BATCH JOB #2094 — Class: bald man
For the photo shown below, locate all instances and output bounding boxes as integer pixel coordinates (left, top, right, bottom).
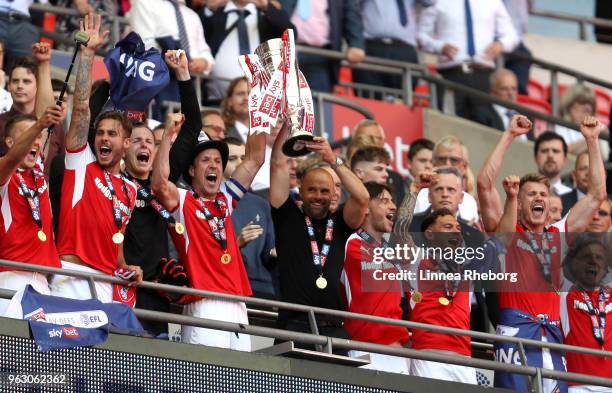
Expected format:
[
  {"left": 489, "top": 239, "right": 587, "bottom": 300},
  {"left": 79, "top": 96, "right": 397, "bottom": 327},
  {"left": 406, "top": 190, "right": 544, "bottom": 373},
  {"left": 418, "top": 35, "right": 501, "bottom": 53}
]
[
  {"left": 472, "top": 69, "right": 523, "bottom": 135},
  {"left": 270, "top": 124, "right": 368, "bottom": 355}
]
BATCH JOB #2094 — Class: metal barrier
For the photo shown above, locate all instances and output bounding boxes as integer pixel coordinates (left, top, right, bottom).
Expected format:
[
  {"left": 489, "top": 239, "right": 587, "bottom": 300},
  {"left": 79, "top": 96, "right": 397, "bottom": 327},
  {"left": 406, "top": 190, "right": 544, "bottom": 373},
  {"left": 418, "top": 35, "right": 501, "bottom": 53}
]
[
  {"left": 1, "top": 258, "right": 611, "bottom": 389},
  {"left": 530, "top": 8, "right": 612, "bottom": 41}
]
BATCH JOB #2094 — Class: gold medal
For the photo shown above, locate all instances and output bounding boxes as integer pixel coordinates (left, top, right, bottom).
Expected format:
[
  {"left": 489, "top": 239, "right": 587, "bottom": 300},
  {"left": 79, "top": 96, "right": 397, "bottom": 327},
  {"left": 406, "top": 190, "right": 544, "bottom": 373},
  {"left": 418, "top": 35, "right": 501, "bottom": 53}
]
[
  {"left": 438, "top": 297, "right": 450, "bottom": 306},
  {"left": 411, "top": 291, "right": 423, "bottom": 303},
  {"left": 37, "top": 230, "right": 47, "bottom": 242},
  {"left": 174, "top": 223, "right": 185, "bottom": 235},
  {"left": 316, "top": 276, "right": 328, "bottom": 289},
  {"left": 221, "top": 252, "right": 232, "bottom": 264},
  {"left": 112, "top": 232, "right": 124, "bottom": 245}
]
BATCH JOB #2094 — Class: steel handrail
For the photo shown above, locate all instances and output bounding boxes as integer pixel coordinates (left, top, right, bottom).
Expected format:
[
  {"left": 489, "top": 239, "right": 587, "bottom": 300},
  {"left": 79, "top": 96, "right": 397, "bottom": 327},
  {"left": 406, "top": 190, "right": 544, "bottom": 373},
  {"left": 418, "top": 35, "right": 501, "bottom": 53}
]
[
  {"left": 0, "top": 258, "right": 610, "bottom": 360},
  {"left": 530, "top": 8, "right": 612, "bottom": 41}
]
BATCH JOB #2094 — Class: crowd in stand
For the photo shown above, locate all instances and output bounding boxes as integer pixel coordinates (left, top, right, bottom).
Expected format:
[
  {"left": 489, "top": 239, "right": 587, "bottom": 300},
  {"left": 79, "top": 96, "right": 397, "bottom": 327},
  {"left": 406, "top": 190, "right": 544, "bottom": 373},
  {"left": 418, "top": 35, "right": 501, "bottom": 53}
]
[{"left": 0, "top": 1, "right": 610, "bottom": 392}]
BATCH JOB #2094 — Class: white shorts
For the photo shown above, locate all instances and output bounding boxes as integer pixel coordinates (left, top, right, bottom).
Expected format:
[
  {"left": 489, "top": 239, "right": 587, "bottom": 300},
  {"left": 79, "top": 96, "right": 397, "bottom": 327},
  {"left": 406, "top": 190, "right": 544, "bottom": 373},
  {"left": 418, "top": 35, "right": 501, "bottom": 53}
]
[
  {"left": 0, "top": 271, "right": 50, "bottom": 316},
  {"left": 569, "top": 386, "right": 611, "bottom": 393},
  {"left": 49, "top": 261, "right": 112, "bottom": 303},
  {"left": 410, "top": 351, "right": 477, "bottom": 385},
  {"left": 182, "top": 298, "right": 250, "bottom": 352},
  {"left": 349, "top": 350, "right": 410, "bottom": 374}
]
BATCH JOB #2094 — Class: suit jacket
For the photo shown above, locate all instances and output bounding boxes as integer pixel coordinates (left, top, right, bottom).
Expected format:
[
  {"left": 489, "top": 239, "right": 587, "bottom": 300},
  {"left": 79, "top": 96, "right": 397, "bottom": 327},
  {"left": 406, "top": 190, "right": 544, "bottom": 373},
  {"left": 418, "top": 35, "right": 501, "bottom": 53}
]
[
  {"left": 279, "top": 0, "right": 364, "bottom": 52},
  {"left": 472, "top": 104, "right": 505, "bottom": 131},
  {"left": 387, "top": 169, "right": 406, "bottom": 207},
  {"left": 198, "top": 4, "right": 294, "bottom": 58},
  {"left": 560, "top": 188, "right": 579, "bottom": 217}
]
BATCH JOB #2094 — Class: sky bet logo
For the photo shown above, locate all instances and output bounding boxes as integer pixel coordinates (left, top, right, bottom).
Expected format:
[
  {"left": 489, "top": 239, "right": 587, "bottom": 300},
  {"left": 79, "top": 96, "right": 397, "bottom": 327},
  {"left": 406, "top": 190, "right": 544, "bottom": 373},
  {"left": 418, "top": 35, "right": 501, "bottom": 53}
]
[{"left": 48, "top": 326, "right": 81, "bottom": 339}]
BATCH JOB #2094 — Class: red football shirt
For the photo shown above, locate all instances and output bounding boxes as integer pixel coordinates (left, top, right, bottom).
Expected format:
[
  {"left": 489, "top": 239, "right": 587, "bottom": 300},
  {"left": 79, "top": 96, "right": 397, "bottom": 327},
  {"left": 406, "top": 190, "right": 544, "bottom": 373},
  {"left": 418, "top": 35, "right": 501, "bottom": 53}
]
[
  {"left": 57, "top": 146, "right": 136, "bottom": 274},
  {"left": 340, "top": 232, "right": 409, "bottom": 346},
  {"left": 497, "top": 218, "right": 568, "bottom": 320},
  {"left": 0, "top": 164, "right": 60, "bottom": 270},
  {"left": 409, "top": 257, "right": 472, "bottom": 356},
  {"left": 170, "top": 181, "right": 252, "bottom": 302},
  {"left": 560, "top": 287, "right": 612, "bottom": 383}
]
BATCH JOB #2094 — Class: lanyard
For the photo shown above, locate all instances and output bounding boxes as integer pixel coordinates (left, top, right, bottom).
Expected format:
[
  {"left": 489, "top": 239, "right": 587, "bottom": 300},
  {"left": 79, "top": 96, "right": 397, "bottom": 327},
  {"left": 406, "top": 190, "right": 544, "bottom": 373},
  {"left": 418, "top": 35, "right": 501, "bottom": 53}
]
[
  {"left": 580, "top": 288, "right": 608, "bottom": 347},
  {"left": 102, "top": 171, "right": 132, "bottom": 231},
  {"left": 304, "top": 215, "right": 334, "bottom": 274},
  {"left": 356, "top": 228, "right": 388, "bottom": 249},
  {"left": 436, "top": 258, "right": 462, "bottom": 300},
  {"left": 194, "top": 193, "right": 228, "bottom": 250},
  {"left": 124, "top": 173, "right": 176, "bottom": 226},
  {"left": 15, "top": 170, "right": 42, "bottom": 230},
  {"left": 525, "top": 231, "right": 554, "bottom": 282}
]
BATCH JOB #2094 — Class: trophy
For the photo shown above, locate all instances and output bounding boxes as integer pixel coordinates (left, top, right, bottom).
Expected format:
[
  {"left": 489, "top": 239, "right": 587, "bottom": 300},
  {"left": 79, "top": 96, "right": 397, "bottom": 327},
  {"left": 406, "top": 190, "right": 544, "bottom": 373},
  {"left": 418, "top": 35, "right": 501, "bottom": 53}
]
[{"left": 238, "top": 29, "right": 315, "bottom": 157}]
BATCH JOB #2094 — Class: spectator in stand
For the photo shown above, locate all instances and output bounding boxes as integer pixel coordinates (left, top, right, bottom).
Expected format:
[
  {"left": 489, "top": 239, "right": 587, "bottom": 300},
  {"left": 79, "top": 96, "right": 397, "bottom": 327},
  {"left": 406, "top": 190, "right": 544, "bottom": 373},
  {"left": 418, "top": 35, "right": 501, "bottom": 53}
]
[
  {"left": 279, "top": 0, "right": 365, "bottom": 93},
  {"left": 561, "top": 237, "right": 611, "bottom": 392},
  {"left": 414, "top": 135, "right": 480, "bottom": 225},
  {"left": 0, "top": 45, "right": 65, "bottom": 178},
  {"left": 152, "top": 113, "right": 267, "bottom": 350},
  {"left": 353, "top": 0, "right": 435, "bottom": 100},
  {"left": 51, "top": 14, "right": 143, "bottom": 302},
  {"left": 341, "top": 182, "right": 409, "bottom": 374},
  {"left": 351, "top": 120, "right": 407, "bottom": 206},
  {"left": 222, "top": 77, "right": 249, "bottom": 142},
  {"left": 195, "top": 0, "right": 294, "bottom": 101},
  {"left": 128, "top": 0, "right": 214, "bottom": 76},
  {"left": 484, "top": 116, "right": 606, "bottom": 393},
  {"left": 472, "top": 69, "right": 525, "bottom": 136},
  {"left": 270, "top": 122, "right": 368, "bottom": 354},
  {"left": 350, "top": 146, "right": 389, "bottom": 185},
  {"left": 534, "top": 132, "right": 573, "bottom": 196},
  {"left": 548, "top": 191, "right": 563, "bottom": 225},
  {"left": 0, "top": 41, "right": 12, "bottom": 114},
  {"left": 405, "top": 138, "right": 434, "bottom": 190},
  {"left": 586, "top": 200, "right": 611, "bottom": 233},
  {"left": 502, "top": 0, "right": 533, "bottom": 95},
  {"left": 201, "top": 109, "right": 226, "bottom": 140},
  {"left": 561, "top": 151, "right": 589, "bottom": 216},
  {"left": 556, "top": 84, "right": 610, "bottom": 158},
  {"left": 0, "top": 106, "right": 63, "bottom": 316},
  {"left": 417, "top": 0, "right": 518, "bottom": 121},
  {"left": 0, "top": 0, "right": 40, "bottom": 71},
  {"left": 223, "top": 136, "right": 278, "bottom": 299}
]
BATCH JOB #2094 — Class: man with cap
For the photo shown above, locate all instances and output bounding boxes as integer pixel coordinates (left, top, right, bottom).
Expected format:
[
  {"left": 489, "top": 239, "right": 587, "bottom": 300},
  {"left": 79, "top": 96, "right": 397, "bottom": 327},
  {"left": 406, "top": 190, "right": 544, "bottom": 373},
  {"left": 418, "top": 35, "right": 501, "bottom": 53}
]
[{"left": 151, "top": 109, "right": 266, "bottom": 350}]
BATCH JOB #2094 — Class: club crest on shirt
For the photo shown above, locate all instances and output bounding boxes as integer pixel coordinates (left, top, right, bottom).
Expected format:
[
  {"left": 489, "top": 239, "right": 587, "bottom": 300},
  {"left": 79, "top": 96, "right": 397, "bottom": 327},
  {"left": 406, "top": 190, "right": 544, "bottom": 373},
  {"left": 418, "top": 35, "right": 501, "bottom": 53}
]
[{"left": 94, "top": 177, "right": 131, "bottom": 215}]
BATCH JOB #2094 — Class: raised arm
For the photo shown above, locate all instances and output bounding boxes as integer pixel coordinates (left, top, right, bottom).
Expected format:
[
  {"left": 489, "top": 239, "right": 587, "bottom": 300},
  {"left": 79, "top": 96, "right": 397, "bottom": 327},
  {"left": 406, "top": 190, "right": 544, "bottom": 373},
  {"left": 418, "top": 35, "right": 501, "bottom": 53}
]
[
  {"left": 305, "top": 136, "right": 369, "bottom": 229},
  {"left": 393, "top": 172, "right": 438, "bottom": 248},
  {"left": 0, "top": 106, "right": 62, "bottom": 185},
  {"left": 269, "top": 122, "right": 291, "bottom": 208},
  {"left": 566, "top": 117, "right": 608, "bottom": 232},
  {"left": 165, "top": 50, "right": 202, "bottom": 183},
  {"left": 231, "top": 129, "right": 267, "bottom": 189},
  {"left": 65, "top": 13, "right": 109, "bottom": 150},
  {"left": 151, "top": 113, "right": 184, "bottom": 212},
  {"left": 477, "top": 115, "right": 531, "bottom": 232},
  {"left": 33, "top": 43, "right": 54, "bottom": 119},
  {"left": 495, "top": 176, "right": 520, "bottom": 233}
]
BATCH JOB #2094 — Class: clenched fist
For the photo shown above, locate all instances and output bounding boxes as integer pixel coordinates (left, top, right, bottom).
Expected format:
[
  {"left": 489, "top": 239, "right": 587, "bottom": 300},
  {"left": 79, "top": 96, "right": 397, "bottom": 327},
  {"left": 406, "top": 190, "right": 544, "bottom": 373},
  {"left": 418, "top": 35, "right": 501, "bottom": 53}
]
[
  {"left": 507, "top": 115, "right": 532, "bottom": 138},
  {"left": 580, "top": 116, "right": 605, "bottom": 139},
  {"left": 502, "top": 175, "right": 520, "bottom": 198},
  {"left": 32, "top": 42, "right": 52, "bottom": 63},
  {"left": 411, "top": 171, "right": 439, "bottom": 193}
]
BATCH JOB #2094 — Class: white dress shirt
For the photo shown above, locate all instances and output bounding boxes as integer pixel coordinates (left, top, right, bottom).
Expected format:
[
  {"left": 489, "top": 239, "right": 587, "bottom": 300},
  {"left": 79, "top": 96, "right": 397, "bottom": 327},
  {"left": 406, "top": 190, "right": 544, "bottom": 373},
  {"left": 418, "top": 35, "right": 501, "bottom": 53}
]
[
  {"left": 417, "top": 0, "right": 518, "bottom": 69},
  {"left": 414, "top": 189, "right": 480, "bottom": 223},
  {"left": 251, "top": 145, "right": 272, "bottom": 191},
  {"left": 0, "top": 0, "right": 44, "bottom": 17},
  {"left": 207, "top": 2, "right": 260, "bottom": 100},
  {"left": 551, "top": 179, "right": 572, "bottom": 196},
  {"left": 128, "top": 0, "right": 214, "bottom": 72}
]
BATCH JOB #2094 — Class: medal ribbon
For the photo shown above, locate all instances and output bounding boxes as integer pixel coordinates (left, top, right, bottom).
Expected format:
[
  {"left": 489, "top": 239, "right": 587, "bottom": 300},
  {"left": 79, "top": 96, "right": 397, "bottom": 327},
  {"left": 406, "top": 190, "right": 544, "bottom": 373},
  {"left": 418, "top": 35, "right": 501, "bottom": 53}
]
[
  {"left": 304, "top": 216, "right": 334, "bottom": 275},
  {"left": 15, "top": 170, "right": 42, "bottom": 230},
  {"left": 356, "top": 228, "right": 388, "bottom": 249},
  {"left": 581, "top": 288, "right": 607, "bottom": 347},
  {"left": 436, "top": 257, "right": 462, "bottom": 300},
  {"left": 103, "top": 171, "right": 132, "bottom": 232},
  {"left": 194, "top": 193, "right": 228, "bottom": 250},
  {"left": 525, "top": 232, "right": 554, "bottom": 282},
  {"left": 135, "top": 182, "right": 177, "bottom": 226}
]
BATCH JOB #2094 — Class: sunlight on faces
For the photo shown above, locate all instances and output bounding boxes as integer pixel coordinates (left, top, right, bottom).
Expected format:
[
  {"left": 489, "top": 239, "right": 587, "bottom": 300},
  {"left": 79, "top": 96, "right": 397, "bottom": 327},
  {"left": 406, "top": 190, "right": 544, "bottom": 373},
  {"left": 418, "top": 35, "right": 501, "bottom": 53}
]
[
  {"left": 572, "top": 152, "right": 589, "bottom": 194},
  {"left": 548, "top": 195, "right": 563, "bottom": 225},
  {"left": 354, "top": 124, "right": 385, "bottom": 148},
  {"left": 587, "top": 200, "right": 612, "bottom": 233},
  {"left": 570, "top": 242, "right": 608, "bottom": 289},
  {"left": 569, "top": 99, "right": 594, "bottom": 124},
  {"left": 491, "top": 72, "right": 518, "bottom": 102},
  {"left": 367, "top": 189, "right": 396, "bottom": 234},
  {"left": 125, "top": 126, "right": 155, "bottom": 178},
  {"left": 229, "top": 79, "right": 249, "bottom": 118},
  {"left": 535, "top": 140, "right": 566, "bottom": 179},
  {"left": 223, "top": 143, "right": 245, "bottom": 180},
  {"left": 353, "top": 159, "right": 388, "bottom": 184},
  {"left": 202, "top": 113, "right": 226, "bottom": 141},
  {"left": 9, "top": 68, "right": 36, "bottom": 105},
  {"left": 299, "top": 168, "right": 333, "bottom": 220},
  {"left": 433, "top": 144, "right": 466, "bottom": 174},
  {"left": 190, "top": 148, "right": 223, "bottom": 198},
  {"left": 428, "top": 173, "right": 463, "bottom": 215},
  {"left": 5, "top": 119, "right": 40, "bottom": 169},
  {"left": 408, "top": 148, "right": 433, "bottom": 178},
  {"left": 518, "top": 181, "right": 550, "bottom": 229},
  {"left": 424, "top": 214, "right": 463, "bottom": 249},
  {"left": 322, "top": 166, "right": 341, "bottom": 213}
]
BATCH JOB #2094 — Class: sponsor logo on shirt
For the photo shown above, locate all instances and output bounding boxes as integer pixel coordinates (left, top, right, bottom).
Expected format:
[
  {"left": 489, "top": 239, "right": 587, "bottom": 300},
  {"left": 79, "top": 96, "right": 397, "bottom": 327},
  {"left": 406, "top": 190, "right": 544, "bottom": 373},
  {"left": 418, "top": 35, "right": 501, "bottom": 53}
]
[{"left": 94, "top": 177, "right": 132, "bottom": 216}]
